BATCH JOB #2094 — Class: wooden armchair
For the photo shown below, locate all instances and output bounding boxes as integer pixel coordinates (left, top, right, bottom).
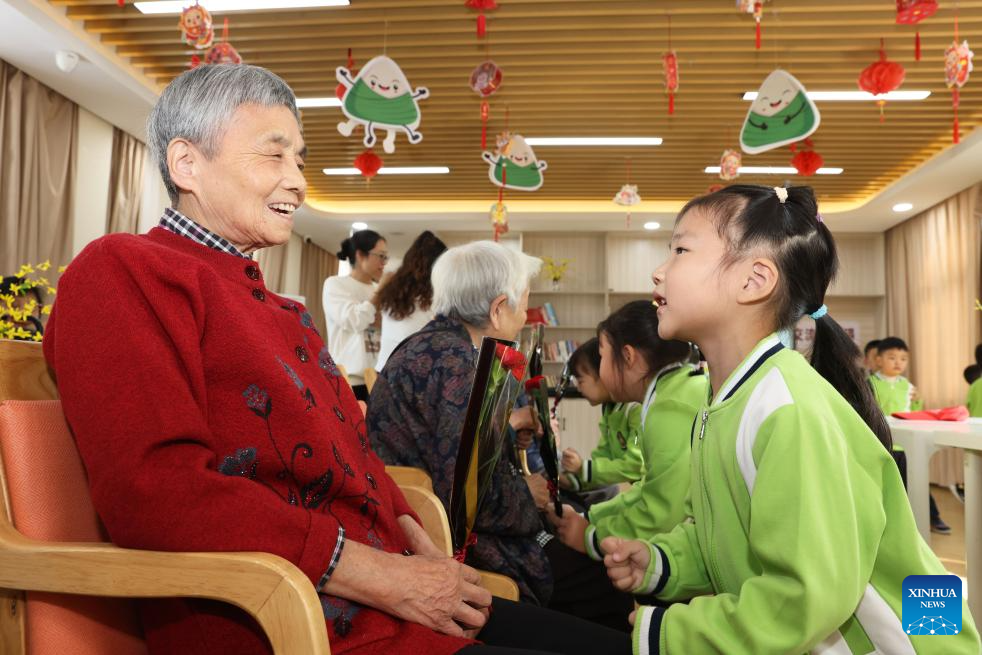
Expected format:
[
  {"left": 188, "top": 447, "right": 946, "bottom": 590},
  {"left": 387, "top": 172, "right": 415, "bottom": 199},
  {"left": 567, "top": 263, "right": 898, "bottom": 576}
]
[{"left": 0, "top": 341, "right": 517, "bottom": 655}]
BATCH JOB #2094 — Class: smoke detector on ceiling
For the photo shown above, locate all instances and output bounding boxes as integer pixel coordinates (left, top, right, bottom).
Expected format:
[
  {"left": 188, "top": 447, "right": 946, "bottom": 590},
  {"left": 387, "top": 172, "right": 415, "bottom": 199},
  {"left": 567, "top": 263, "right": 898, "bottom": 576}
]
[{"left": 55, "top": 51, "right": 80, "bottom": 74}]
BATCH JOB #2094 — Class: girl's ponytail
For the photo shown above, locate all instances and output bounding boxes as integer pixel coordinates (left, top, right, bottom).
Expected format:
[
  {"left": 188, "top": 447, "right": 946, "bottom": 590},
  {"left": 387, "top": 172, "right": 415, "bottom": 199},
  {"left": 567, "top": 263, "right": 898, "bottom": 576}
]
[{"left": 810, "top": 309, "right": 892, "bottom": 450}]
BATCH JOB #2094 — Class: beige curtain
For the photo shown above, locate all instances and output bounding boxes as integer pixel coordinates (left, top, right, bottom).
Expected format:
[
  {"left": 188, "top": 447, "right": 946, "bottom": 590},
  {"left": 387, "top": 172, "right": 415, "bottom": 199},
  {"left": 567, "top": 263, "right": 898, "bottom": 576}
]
[
  {"left": 885, "top": 184, "right": 982, "bottom": 485},
  {"left": 105, "top": 127, "right": 146, "bottom": 234},
  {"left": 300, "top": 239, "right": 338, "bottom": 340},
  {"left": 0, "top": 58, "right": 77, "bottom": 274},
  {"left": 255, "top": 240, "right": 292, "bottom": 294}
]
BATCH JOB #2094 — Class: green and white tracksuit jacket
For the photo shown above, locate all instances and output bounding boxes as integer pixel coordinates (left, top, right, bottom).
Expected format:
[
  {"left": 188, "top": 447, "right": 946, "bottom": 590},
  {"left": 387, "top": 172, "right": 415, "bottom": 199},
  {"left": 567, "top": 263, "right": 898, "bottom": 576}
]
[
  {"left": 566, "top": 402, "right": 644, "bottom": 491},
  {"left": 869, "top": 373, "right": 923, "bottom": 416},
  {"left": 583, "top": 364, "right": 707, "bottom": 558},
  {"left": 632, "top": 335, "right": 980, "bottom": 655}
]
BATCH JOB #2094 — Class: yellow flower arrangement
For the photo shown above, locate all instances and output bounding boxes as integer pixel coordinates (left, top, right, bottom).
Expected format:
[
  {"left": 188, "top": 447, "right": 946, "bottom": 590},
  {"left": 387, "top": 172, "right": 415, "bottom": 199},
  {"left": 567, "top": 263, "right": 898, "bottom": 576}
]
[
  {"left": 541, "top": 256, "right": 572, "bottom": 284},
  {"left": 1, "top": 260, "right": 64, "bottom": 342}
]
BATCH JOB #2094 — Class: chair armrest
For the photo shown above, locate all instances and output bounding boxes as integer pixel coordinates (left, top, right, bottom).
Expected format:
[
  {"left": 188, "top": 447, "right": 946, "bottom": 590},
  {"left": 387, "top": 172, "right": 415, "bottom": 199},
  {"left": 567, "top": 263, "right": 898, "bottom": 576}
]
[
  {"left": 477, "top": 570, "right": 520, "bottom": 601},
  {"left": 0, "top": 523, "right": 329, "bottom": 655}
]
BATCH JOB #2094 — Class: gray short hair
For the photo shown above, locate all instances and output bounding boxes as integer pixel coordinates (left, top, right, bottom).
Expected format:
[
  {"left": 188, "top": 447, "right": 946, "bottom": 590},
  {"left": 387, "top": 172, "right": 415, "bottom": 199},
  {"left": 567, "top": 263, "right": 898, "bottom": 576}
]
[
  {"left": 147, "top": 64, "right": 301, "bottom": 204},
  {"left": 431, "top": 241, "right": 542, "bottom": 327}
]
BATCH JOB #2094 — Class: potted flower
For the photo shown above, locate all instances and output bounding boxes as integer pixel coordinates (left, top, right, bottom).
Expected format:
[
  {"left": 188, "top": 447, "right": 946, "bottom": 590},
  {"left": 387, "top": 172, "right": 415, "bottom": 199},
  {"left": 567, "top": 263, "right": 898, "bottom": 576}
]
[{"left": 541, "top": 256, "right": 571, "bottom": 291}]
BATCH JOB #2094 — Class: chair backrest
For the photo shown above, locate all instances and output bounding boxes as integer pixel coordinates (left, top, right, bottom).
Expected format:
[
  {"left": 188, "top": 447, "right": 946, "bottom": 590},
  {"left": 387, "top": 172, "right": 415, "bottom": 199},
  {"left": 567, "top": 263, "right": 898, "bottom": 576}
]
[
  {"left": 0, "top": 340, "right": 146, "bottom": 655},
  {"left": 397, "top": 485, "right": 452, "bottom": 557},
  {"left": 384, "top": 465, "right": 434, "bottom": 492}
]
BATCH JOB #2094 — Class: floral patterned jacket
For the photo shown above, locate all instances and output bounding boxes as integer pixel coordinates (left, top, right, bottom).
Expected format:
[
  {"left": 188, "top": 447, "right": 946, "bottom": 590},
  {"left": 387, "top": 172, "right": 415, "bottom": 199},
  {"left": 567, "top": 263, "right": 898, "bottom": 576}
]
[{"left": 367, "top": 314, "right": 554, "bottom": 604}]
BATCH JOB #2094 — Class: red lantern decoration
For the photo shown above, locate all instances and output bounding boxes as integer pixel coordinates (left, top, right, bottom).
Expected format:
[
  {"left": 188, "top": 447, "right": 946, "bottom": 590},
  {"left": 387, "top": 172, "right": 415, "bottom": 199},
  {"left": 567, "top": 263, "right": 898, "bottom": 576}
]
[
  {"left": 465, "top": 0, "right": 498, "bottom": 39},
  {"left": 335, "top": 49, "right": 356, "bottom": 101},
  {"left": 663, "top": 51, "right": 679, "bottom": 115},
  {"left": 896, "top": 0, "right": 938, "bottom": 61},
  {"left": 857, "top": 39, "right": 906, "bottom": 122},
  {"left": 117, "top": 0, "right": 125, "bottom": 6},
  {"left": 353, "top": 150, "right": 383, "bottom": 179},
  {"left": 789, "top": 139, "right": 824, "bottom": 176}
]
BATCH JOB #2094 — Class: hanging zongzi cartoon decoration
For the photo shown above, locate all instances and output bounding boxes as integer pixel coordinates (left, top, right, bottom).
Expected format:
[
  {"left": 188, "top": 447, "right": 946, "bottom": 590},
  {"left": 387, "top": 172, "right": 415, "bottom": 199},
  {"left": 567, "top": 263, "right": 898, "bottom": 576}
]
[
  {"left": 336, "top": 49, "right": 357, "bottom": 101},
  {"left": 336, "top": 55, "right": 430, "bottom": 154},
  {"left": 740, "top": 70, "right": 821, "bottom": 155},
  {"left": 613, "top": 183, "right": 641, "bottom": 228},
  {"left": 482, "top": 133, "right": 548, "bottom": 192},
  {"left": 896, "top": 0, "right": 938, "bottom": 61},
  {"left": 858, "top": 39, "right": 905, "bottom": 122},
  {"left": 719, "top": 149, "right": 742, "bottom": 181},
  {"left": 180, "top": 2, "right": 214, "bottom": 50}
]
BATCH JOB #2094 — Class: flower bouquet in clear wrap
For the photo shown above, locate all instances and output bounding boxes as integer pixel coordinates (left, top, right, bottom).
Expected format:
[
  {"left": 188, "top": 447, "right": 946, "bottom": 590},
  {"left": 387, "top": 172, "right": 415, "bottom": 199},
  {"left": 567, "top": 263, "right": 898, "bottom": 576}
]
[
  {"left": 448, "top": 337, "right": 527, "bottom": 558},
  {"left": 520, "top": 324, "right": 564, "bottom": 517}
]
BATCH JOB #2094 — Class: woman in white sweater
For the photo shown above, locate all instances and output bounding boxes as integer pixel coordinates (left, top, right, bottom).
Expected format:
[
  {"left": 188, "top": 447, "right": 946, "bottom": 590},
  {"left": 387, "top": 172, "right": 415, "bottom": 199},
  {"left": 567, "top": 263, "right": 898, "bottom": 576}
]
[
  {"left": 323, "top": 229, "right": 387, "bottom": 400},
  {"left": 374, "top": 231, "right": 447, "bottom": 372}
]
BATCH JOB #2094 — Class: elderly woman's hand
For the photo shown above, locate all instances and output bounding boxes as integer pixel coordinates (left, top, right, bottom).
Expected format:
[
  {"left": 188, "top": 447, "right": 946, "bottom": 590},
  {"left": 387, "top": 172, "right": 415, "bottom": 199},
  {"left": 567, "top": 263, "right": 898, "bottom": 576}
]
[
  {"left": 386, "top": 554, "right": 492, "bottom": 638},
  {"left": 398, "top": 514, "right": 447, "bottom": 559},
  {"left": 326, "top": 540, "right": 492, "bottom": 638}
]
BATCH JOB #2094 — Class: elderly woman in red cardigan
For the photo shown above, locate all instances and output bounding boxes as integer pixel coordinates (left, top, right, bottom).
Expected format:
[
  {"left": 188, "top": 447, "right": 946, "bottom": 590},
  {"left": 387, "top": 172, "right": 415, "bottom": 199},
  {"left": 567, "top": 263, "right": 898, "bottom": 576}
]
[{"left": 43, "top": 65, "right": 628, "bottom": 655}]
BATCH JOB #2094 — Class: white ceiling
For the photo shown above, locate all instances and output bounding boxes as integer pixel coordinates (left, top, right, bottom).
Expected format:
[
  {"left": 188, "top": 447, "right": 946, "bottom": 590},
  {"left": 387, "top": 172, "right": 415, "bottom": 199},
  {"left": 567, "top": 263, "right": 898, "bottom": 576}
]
[{"left": 3, "top": 0, "right": 981, "bottom": 253}]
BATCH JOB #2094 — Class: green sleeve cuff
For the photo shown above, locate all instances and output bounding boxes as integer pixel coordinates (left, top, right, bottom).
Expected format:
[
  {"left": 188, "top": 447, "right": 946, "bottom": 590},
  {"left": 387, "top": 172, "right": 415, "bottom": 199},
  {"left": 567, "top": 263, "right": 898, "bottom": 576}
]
[
  {"left": 631, "top": 605, "right": 665, "bottom": 655},
  {"left": 584, "top": 524, "right": 603, "bottom": 561},
  {"left": 635, "top": 542, "right": 666, "bottom": 595}
]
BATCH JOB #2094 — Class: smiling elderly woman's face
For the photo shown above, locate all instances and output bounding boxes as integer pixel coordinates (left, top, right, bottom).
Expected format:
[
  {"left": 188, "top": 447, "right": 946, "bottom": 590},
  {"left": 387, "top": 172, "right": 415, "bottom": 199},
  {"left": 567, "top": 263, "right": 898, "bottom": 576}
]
[{"left": 171, "top": 103, "right": 307, "bottom": 253}]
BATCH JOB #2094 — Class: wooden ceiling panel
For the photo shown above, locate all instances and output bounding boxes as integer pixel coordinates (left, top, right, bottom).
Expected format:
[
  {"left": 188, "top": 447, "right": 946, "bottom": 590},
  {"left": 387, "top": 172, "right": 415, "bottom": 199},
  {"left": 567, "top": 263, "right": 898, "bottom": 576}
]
[{"left": 48, "top": 0, "right": 982, "bottom": 206}]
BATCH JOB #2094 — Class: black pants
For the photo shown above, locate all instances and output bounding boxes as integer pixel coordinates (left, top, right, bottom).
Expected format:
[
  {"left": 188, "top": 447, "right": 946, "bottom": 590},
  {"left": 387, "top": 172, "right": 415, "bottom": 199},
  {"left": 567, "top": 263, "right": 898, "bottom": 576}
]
[
  {"left": 351, "top": 383, "right": 370, "bottom": 402},
  {"left": 460, "top": 597, "right": 631, "bottom": 655},
  {"left": 543, "top": 539, "right": 634, "bottom": 633}
]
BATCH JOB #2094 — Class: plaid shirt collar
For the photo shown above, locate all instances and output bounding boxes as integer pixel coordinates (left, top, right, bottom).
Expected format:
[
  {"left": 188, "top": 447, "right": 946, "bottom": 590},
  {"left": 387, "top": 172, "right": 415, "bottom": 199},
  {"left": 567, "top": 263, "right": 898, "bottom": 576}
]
[{"left": 158, "top": 208, "right": 252, "bottom": 260}]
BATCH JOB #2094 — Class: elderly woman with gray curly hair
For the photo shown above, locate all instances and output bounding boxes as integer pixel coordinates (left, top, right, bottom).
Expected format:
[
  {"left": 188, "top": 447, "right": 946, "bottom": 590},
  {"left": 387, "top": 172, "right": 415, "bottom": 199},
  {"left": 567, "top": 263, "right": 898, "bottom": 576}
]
[{"left": 42, "top": 64, "right": 628, "bottom": 655}]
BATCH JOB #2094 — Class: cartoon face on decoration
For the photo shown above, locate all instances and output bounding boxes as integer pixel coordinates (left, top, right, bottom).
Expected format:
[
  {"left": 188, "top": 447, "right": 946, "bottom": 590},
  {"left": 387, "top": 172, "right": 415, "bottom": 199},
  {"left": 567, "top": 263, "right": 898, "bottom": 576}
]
[
  {"left": 944, "top": 40, "right": 974, "bottom": 89},
  {"left": 180, "top": 3, "right": 214, "bottom": 49},
  {"left": 613, "top": 184, "right": 641, "bottom": 206},
  {"left": 481, "top": 133, "right": 548, "bottom": 192},
  {"left": 470, "top": 61, "right": 503, "bottom": 96},
  {"left": 719, "top": 149, "right": 742, "bottom": 181},
  {"left": 336, "top": 55, "right": 430, "bottom": 155},
  {"left": 740, "top": 69, "right": 821, "bottom": 154}
]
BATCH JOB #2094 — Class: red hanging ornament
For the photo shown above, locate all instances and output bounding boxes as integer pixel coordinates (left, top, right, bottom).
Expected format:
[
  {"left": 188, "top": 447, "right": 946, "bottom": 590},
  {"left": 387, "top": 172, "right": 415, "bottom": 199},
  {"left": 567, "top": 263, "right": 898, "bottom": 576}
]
[
  {"left": 944, "top": 30, "right": 974, "bottom": 144},
  {"left": 179, "top": 2, "right": 214, "bottom": 50},
  {"left": 738, "top": 1, "right": 766, "bottom": 50},
  {"left": 336, "top": 49, "right": 357, "bottom": 101},
  {"left": 896, "top": 1, "right": 938, "bottom": 61},
  {"left": 789, "top": 139, "right": 824, "bottom": 176},
  {"left": 117, "top": 0, "right": 125, "bottom": 6},
  {"left": 353, "top": 150, "right": 383, "bottom": 179},
  {"left": 200, "top": 18, "right": 242, "bottom": 66},
  {"left": 465, "top": 0, "right": 498, "bottom": 39},
  {"left": 470, "top": 61, "right": 502, "bottom": 149},
  {"left": 663, "top": 52, "right": 679, "bottom": 116},
  {"left": 857, "top": 39, "right": 906, "bottom": 122}
]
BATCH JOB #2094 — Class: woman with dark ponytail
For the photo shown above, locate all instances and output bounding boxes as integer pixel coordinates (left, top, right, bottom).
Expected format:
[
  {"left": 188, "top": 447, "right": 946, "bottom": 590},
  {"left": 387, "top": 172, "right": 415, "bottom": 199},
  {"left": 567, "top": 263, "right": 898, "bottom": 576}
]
[
  {"left": 322, "top": 229, "right": 387, "bottom": 400},
  {"left": 603, "top": 184, "right": 979, "bottom": 654}
]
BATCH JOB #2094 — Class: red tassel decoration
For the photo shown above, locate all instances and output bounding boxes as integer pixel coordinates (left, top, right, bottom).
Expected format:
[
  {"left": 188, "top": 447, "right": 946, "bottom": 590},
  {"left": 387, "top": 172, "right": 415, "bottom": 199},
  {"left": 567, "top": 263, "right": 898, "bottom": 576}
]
[
  {"left": 477, "top": 14, "right": 487, "bottom": 38},
  {"left": 754, "top": 2, "right": 762, "bottom": 49},
  {"left": 915, "top": 31, "right": 921, "bottom": 61},
  {"left": 480, "top": 100, "right": 489, "bottom": 149},
  {"left": 953, "top": 87, "right": 961, "bottom": 144},
  {"left": 668, "top": 93, "right": 675, "bottom": 115},
  {"left": 756, "top": 21, "right": 761, "bottom": 50}
]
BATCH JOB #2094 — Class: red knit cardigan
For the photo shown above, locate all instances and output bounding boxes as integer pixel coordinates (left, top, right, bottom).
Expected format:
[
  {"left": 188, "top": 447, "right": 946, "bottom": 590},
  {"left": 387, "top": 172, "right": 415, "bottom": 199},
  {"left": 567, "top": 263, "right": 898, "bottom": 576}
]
[{"left": 43, "top": 228, "right": 474, "bottom": 655}]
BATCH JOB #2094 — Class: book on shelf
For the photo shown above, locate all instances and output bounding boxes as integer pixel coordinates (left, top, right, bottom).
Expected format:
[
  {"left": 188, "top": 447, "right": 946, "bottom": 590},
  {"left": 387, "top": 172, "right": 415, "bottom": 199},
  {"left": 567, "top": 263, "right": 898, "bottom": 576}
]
[
  {"left": 526, "top": 303, "right": 560, "bottom": 327},
  {"left": 544, "top": 339, "right": 580, "bottom": 363},
  {"left": 543, "top": 302, "right": 559, "bottom": 326}
]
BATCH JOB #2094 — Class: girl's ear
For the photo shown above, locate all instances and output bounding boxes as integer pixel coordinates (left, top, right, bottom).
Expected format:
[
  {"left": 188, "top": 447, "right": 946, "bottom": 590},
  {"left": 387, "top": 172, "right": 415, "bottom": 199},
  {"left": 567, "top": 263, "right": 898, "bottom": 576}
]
[
  {"left": 737, "top": 257, "right": 779, "bottom": 305},
  {"left": 622, "top": 344, "right": 638, "bottom": 369}
]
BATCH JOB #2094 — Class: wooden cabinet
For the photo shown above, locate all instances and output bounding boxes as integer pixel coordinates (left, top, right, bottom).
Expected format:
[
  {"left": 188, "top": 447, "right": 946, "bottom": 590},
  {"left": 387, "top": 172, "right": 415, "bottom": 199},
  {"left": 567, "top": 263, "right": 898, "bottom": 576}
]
[{"left": 555, "top": 398, "right": 603, "bottom": 457}]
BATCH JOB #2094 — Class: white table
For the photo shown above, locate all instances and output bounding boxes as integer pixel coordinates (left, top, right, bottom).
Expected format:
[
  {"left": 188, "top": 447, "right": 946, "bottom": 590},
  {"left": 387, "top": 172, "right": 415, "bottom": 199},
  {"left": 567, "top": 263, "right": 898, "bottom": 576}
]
[
  {"left": 928, "top": 419, "right": 982, "bottom": 625},
  {"left": 887, "top": 418, "right": 946, "bottom": 542}
]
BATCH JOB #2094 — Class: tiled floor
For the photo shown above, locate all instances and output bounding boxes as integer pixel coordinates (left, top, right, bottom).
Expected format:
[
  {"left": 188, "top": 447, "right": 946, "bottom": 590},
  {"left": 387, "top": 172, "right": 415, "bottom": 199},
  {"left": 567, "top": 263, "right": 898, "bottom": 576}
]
[{"left": 930, "top": 484, "right": 966, "bottom": 577}]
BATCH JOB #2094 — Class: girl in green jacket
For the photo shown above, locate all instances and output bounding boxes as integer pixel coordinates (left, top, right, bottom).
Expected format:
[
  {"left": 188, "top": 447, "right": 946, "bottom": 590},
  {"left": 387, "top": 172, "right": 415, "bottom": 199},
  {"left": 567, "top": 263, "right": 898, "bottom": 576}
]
[
  {"left": 561, "top": 337, "right": 645, "bottom": 491},
  {"left": 551, "top": 301, "right": 705, "bottom": 562},
  {"left": 604, "top": 185, "right": 980, "bottom": 654}
]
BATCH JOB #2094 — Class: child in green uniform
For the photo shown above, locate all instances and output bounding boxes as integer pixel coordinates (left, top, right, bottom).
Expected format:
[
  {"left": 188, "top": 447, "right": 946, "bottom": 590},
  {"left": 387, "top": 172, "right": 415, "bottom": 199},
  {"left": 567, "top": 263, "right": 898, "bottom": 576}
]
[
  {"left": 550, "top": 301, "right": 706, "bottom": 561},
  {"left": 561, "top": 338, "right": 645, "bottom": 491},
  {"left": 603, "top": 185, "right": 979, "bottom": 655},
  {"left": 869, "top": 336, "right": 923, "bottom": 414},
  {"left": 868, "top": 337, "right": 950, "bottom": 534}
]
